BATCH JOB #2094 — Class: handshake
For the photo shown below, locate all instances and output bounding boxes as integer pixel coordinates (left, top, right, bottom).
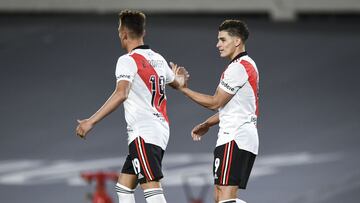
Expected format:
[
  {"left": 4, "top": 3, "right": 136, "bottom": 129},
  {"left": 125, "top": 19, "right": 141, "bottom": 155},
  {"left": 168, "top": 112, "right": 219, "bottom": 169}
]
[{"left": 170, "top": 62, "right": 190, "bottom": 90}]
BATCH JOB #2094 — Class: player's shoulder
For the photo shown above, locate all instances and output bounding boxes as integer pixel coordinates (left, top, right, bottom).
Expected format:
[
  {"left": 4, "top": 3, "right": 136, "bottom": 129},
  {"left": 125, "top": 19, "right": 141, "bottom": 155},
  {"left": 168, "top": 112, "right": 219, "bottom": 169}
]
[
  {"left": 117, "top": 53, "right": 133, "bottom": 62},
  {"left": 147, "top": 49, "right": 167, "bottom": 61},
  {"left": 116, "top": 53, "right": 138, "bottom": 67},
  {"left": 226, "top": 60, "right": 246, "bottom": 74},
  {"left": 230, "top": 55, "right": 257, "bottom": 70},
  {"left": 116, "top": 53, "right": 138, "bottom": 71}
]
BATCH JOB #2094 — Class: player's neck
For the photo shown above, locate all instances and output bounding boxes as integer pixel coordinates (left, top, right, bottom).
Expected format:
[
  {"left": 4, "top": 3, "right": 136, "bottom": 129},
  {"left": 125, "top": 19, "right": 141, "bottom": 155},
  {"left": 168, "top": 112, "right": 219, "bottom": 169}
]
[
  {"left": 229, "top": 46, "right": 245, "bottom": 61},
  {"left": 126, "top": 39, "right": 145, "bottom": 53}
]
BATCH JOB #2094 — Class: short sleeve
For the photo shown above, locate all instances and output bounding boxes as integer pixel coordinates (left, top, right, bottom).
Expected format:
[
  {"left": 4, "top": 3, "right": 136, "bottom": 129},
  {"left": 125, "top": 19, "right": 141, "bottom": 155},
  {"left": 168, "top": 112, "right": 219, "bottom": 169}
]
[
  {"left": 218, "top": 63, "right": 248, "bottom": 94},
  {"left": 164, "top": 62, "right": 175, "bottom": 84},
  {"left": 115, "top": 56, "right": 137, "bottom": 82}
]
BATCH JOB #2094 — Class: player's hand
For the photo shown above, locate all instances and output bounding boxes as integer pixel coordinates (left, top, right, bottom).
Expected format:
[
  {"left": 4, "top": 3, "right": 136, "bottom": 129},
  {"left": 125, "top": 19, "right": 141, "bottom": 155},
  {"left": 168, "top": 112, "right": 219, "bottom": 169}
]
[
  {"left": 76, "top": 119, "right": 94, "bottom": 140},
  {"left": 170, "top": 62, "right": 189, "bottom": 89},
  {"left": 191, "top": 122, "right": 210, "bottom": 141}
]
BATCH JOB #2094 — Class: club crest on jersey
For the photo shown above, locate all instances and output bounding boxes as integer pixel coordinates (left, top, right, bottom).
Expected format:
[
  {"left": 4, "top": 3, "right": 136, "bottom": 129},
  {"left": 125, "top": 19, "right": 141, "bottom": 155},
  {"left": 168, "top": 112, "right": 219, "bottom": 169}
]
[{"left": 141, "top": 60, "right": 148, "bottom": 68}]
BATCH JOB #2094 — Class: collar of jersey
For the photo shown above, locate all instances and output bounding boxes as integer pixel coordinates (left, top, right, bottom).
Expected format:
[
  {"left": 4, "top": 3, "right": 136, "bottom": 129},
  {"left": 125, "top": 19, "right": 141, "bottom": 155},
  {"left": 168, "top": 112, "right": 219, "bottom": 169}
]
[
  {"left": 132, "top": 45, "right": 150, "bottom": 51},
  {"left": 229, "top": 51, "right": 248, "bottom": 64}
]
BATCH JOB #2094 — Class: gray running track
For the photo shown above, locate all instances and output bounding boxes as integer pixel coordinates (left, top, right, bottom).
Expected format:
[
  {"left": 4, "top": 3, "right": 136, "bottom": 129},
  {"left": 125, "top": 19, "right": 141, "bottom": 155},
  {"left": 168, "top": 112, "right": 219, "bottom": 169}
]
[{"left": 0, "top": 14, "right": 360, "bottom": 203}]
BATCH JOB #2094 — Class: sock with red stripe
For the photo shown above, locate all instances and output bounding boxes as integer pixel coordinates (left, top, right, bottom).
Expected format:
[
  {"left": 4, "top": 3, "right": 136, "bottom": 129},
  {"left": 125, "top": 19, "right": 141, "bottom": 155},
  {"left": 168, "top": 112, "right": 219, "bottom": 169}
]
[{"left": 144, "top": 188, "right": 167, "bottom": 203}]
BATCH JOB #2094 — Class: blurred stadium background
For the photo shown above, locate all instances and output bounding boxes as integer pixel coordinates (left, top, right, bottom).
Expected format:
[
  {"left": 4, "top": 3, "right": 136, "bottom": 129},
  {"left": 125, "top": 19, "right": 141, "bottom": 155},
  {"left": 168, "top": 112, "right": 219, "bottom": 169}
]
[{"left": 1, "top": 0, "right": 360, "bottom": 203}]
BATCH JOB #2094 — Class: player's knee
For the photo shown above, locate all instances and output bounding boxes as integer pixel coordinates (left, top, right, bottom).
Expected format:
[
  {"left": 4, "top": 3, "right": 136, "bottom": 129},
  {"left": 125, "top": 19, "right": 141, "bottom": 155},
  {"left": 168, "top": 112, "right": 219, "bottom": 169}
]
[
  {"left": 214, "top": 193, "right": 220, "bottom": 203},
  {"left": 216, "top": 185, "right": 238, "bottom": 201},
  {"left": 115, "top": 183, "right": 135, "bottom": 203},
  {"left": 140, "top": 180, "right": 161, "bottom": 190},
  {"left": 214, "top": 185, "right": 221, "bottom": 202}
]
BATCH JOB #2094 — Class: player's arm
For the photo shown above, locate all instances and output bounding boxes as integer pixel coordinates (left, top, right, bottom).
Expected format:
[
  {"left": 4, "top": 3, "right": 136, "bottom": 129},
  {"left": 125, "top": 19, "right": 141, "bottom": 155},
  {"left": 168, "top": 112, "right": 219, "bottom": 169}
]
[
  {"left": 76, "top": 80, "right": 131, "bottom": 139},
  {"left": 180, "top": 87, "right": 233, "bottom": 110},
  {"left": 191, "top": 112, "right": 219, "bottom": 141},
  {"left": 169, "top": 62, "right": 233, "bottom": 110}
]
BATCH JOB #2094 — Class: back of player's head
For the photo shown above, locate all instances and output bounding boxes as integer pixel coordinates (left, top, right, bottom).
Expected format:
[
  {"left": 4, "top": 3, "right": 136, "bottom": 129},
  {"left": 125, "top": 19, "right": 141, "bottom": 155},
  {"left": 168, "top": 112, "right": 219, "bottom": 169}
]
[
  {"left": 119, "top": 10, "right": 146, "bottom": 38},
  {"left": 219, "top": 19, "right": 249, "bottom": 42}
]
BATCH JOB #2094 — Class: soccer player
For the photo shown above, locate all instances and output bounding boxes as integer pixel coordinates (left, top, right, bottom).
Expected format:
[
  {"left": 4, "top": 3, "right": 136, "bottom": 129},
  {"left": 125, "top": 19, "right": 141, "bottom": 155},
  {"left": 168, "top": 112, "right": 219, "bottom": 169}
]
[
  {"left": 173, "top": 20, "right": 259, "bottom": 203},
  {"left": 75, "top": 10, "right": 187, "bottom": 203}
]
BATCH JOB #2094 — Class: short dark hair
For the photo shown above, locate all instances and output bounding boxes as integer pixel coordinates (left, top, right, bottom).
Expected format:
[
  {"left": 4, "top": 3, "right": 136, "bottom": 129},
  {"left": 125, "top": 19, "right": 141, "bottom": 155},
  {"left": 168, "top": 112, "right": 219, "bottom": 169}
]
[
  {"left": 219, "top": 20, "right": 249, "bottom": 42},
  {"left": 119, "top": 10, "right": 146, "bottom": 38}
]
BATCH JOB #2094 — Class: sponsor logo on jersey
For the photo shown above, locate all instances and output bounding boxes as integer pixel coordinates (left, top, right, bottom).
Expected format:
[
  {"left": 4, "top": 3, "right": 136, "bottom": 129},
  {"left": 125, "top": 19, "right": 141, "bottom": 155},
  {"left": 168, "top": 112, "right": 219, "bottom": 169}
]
[
  {"left": 220, "top": 80, "right": 235, "bottom": 92},
  {"left": 117, "top": 74, "right": 131, "bottom": 80}
]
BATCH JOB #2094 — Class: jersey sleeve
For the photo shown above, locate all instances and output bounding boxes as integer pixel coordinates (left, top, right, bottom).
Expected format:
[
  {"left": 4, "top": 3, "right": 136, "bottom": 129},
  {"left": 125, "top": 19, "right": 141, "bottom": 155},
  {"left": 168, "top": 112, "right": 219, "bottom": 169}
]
[
  {"left": 164, "top": 62, "right": 175, "bottom": 84},
  {"left": 218, "top": 63, "right": 248, "bottom": 94},
  {"left": 115, "top": 55, "right": 137, "bottom": 82}
]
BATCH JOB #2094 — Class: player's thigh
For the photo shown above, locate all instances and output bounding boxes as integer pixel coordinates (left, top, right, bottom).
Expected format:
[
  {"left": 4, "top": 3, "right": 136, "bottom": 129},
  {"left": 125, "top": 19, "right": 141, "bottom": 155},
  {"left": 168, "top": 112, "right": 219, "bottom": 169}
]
[
  {"left": 214, "top": 186, "right": 220, "bottom": 202},
  {"left": 215, "top": 185, "right": 238, "bottom": 201},
  {"left": 119, "top": 153, "right": 138, "bottom": 189},
  {"left": 118, "top": 173, "right": 138, "bottom": 189}
]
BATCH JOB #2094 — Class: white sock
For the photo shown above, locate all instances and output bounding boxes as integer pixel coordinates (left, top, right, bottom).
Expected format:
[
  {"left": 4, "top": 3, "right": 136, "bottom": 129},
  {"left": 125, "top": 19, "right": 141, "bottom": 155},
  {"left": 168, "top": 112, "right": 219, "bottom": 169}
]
[
  {"left": 236, "top": 199, "right": 247, "bottom": 203},
  {"left": 144, "top": 188, "right": 167, "bottom": 203},
  {"left": 115, "top": 183, "right": 135, "bottom": 203}
]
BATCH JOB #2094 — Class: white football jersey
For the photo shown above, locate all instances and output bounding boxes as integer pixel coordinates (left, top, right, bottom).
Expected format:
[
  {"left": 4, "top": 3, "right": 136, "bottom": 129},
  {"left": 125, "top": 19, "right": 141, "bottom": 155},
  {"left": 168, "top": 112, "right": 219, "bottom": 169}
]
[
  {"left": 217, "top": 52, "right": 259, "bottom": 155},
  {"left": 115, "top": 45, "right": 175, "bottom": 150}
]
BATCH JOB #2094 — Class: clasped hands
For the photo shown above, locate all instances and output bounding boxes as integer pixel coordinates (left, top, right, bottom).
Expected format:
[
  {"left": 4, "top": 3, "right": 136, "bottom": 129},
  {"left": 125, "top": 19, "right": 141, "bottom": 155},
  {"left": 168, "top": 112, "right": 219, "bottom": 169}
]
[{"left": 170, "top": 62, "right": 189, "bottom": 89}]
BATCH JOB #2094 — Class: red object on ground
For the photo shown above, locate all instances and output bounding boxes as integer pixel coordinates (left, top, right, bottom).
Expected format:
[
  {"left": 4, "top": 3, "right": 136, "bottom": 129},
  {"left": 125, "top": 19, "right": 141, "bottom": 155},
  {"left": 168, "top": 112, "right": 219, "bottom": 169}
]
[{"left": 81, "top": 171, "right": 119, "bottom": 203}]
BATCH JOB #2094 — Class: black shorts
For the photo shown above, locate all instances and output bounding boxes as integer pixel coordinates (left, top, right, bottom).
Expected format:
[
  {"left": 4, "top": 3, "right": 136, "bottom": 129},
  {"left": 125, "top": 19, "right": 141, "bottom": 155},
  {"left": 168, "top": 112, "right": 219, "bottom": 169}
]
[
  {"left": 213, "top": 140, "right": 256, "bottom": 189},
  {"left": 121, "top": 136, "right": 164, "bottom": 184}
]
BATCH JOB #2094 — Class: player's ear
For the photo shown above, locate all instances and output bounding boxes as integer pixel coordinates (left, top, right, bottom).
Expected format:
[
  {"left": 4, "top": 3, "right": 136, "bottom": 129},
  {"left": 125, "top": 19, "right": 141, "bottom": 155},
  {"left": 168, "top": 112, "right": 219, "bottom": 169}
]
[
  {"left": 143, "top": 29, "right": 146, "bottom": 37},
  {"left": 122, "top": 30, "right": 128, "bottom": 40},
  {"left": 235, "top": 37, "right": 242, "bottom": 47}
]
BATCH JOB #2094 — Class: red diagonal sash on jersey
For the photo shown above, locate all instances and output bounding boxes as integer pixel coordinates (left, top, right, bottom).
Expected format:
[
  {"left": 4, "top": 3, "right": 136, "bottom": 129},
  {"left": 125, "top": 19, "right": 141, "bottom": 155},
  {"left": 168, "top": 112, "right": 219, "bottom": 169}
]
[
  {"left": 240, "top": 60, "right": 259, "bottom": 116},
  {"left": 130, "top": 53, "right": 169, "bottom": 123}
]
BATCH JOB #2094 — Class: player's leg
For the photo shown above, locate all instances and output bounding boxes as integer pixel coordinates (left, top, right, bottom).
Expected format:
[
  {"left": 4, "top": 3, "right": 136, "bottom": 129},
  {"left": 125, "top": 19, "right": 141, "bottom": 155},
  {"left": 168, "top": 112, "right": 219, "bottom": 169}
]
[
  {"left": 215, "top": 186, "right": 246, "bottom": 202},
  {"left": 132, "top": 136, "right": 167, "bottom": 203},
  {"left": 141, "top": 181, "right": 166, "bottom": 203},
  {"left": 213, "top": 140, "right": 256, "bottom": 203},
  {"left": 216, "top": 185, "right": 237, "bottom": 202},
  {"left": 214, "top": 186, "right": 219, "bottom": 202},
  {"left": 116, "top": 155, "right": 138, "bottom": 203}
]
